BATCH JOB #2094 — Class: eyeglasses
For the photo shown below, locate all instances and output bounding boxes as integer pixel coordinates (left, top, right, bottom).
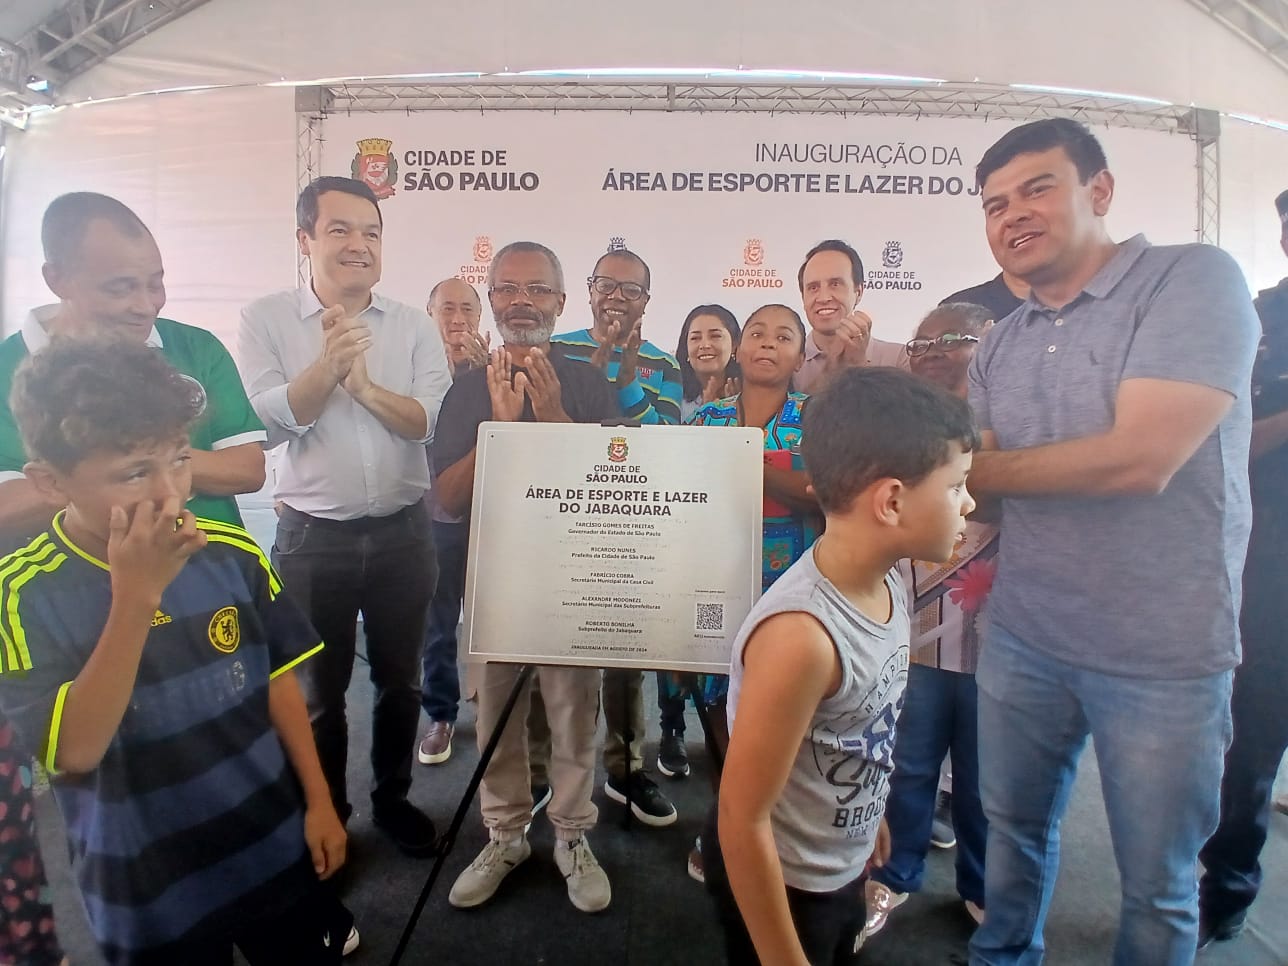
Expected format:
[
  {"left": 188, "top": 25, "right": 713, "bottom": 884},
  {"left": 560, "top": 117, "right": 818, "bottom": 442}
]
[
  {"left": 588, "top": 275, "right": 647, "bottom": 301},
  {"left": 904, "top": 332, "right": 982, "bottom": 357},
  {"left": 489, "top": 283, "right": 561, "bottom": 300}
]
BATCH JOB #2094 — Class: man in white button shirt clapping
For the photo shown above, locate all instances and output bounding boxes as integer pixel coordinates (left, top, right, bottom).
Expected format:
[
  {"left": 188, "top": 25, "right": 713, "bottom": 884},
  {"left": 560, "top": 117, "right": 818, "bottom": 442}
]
[{"left": 238, "top": 176, "right": 452, "bottom": 859}]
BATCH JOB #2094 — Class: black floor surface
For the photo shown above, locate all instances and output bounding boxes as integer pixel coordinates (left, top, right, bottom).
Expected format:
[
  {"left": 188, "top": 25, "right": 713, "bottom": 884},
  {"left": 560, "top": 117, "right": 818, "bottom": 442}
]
[{"left": 36, "top": 668, "right": 1288, "bottom": 965}]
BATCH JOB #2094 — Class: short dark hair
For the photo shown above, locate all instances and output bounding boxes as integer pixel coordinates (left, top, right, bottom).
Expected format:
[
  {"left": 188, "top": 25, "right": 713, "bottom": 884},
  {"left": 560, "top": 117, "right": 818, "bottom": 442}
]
[
  {"left": 798, "top": 239, "right": 865, "bottom": 291},
  {"left": 802, "top": 367, "right": 980, "bottom": 514},
  {"left": 593, "top": 249, "right": 652, "bottom": 292},
  {"left": 12, "top": 339, "right": 205, "bottom": 473},
  {"left": 675, "top": 304, "right": 741, "bottom": 402},
  {"left": 919, "top": 302, "right": 995, "bottom": 335},
  {"left": 296, "top": 176, "right": 383, "bottom": 236},
  {"left": 1276, "top": 189, "right": 1288, "bottom": 224},
  {"left": 975, "top": 118, "right": 1109, "bottom": 191},
  {"left": 41, "top": 192, "right": 150, "bottom": 270},
  {"left": 487, "top": 241, "right": 565, "bottom": 292}
]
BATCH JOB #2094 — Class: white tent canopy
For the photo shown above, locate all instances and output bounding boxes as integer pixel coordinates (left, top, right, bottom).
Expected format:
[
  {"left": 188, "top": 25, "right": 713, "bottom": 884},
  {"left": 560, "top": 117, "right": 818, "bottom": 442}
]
[
  {"left": 3, "top": 0, "right": 1288, "bottom": 343},
  {"left": 12, "top": 0, "right": 1288, "bottom": 122}
]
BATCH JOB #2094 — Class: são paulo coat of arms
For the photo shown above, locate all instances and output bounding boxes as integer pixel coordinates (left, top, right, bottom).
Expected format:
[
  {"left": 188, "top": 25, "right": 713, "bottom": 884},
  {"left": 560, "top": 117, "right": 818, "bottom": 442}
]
[{"left": 352, "top": 138, "right": 398, "bottom": 199}]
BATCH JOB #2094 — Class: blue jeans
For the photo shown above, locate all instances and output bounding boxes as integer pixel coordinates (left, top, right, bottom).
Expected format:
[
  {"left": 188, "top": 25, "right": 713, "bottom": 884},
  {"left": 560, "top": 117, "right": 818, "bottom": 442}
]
[
  {"left": 873, "top": 663, "right": 986, "bottom": 906},
  {"left": 969, "top": 623, "right": 1232, "bottom": 966},
  {"left": 420, "top": 519, "right": 466, "bottom": 724}
]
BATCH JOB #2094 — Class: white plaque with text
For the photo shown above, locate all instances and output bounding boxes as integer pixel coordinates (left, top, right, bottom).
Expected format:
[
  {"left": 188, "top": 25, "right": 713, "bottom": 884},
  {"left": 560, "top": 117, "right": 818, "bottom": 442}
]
[{"left": 463, "top": 422, "right": 763, "bottom": 673}]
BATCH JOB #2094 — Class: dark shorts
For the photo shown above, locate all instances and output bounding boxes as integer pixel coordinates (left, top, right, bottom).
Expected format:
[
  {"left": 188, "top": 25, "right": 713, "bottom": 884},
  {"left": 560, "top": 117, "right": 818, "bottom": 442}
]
[
  {"left": 119, "top": 880, "right": 354, "bottom": 966},
  {"left": 704, "top": 805, "right": 866, "bottom": 966}
]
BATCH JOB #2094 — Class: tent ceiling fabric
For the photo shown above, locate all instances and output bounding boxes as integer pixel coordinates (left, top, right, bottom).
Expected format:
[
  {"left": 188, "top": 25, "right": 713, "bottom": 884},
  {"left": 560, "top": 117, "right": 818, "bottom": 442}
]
[
  {"left": 2, "top": 0, "right": 1288, "bottom": 123},
  {"left": 1186, "top": 0, "right": 1288, "bottom": 74},
  {"left": 0, "top": 0, "right": 209, "bottom": 112}
]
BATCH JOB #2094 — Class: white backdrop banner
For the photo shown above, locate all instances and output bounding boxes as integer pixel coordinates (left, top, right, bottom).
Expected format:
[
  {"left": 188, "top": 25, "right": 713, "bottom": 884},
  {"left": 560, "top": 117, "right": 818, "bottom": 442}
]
[{"left": 319, "top": 112, "right": 1196, "bottom": 353}]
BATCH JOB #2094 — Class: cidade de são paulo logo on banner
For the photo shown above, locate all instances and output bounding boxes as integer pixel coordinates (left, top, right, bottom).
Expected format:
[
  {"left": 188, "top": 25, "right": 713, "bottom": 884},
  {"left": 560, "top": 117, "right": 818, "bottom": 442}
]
[
  {"left": 457, "top": 236, "right": 494, "bottom": 286},
  {"left": 869, "top": 240, "right": 921, "bottom": 292},
  {"left": 722, "top": 238, "right": 783, "bottom": 291},
  {"left": 352, "top": 138, "right": 398, "bottom": 200}
]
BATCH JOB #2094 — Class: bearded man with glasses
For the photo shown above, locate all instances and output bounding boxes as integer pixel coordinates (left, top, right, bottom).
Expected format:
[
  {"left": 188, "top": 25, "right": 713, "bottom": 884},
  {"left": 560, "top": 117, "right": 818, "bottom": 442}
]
[{"left": 434, "top": 241, "right": 621, "bottom": 914}]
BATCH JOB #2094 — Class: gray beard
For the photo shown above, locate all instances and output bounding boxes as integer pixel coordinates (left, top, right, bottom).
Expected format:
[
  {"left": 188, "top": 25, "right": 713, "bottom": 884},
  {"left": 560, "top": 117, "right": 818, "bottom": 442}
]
[{"left": 497, "top": 319, "right": 555, "bottom": 346}]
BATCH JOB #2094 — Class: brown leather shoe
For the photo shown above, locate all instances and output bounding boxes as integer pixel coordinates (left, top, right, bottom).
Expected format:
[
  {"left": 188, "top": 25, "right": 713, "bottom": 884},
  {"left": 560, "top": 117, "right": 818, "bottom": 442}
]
[{"left": 417, "top": 721, "right": 454, "bottom": 765}]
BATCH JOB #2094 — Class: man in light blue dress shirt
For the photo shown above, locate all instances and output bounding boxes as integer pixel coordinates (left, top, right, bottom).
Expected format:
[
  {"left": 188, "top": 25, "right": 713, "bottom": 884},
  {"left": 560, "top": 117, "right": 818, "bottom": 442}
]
[{"left": 239, "top": 176, "right": 452, "bottom": 859}]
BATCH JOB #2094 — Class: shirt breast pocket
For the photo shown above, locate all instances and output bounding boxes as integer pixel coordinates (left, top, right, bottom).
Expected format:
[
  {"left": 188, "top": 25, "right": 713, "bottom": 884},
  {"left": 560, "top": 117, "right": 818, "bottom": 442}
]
[
  {"left": 369, "top": 330, "right": 419, "bottom": 395},
  {"left": 1053, "top": 324, "right": 1133, "bottom": 437}
]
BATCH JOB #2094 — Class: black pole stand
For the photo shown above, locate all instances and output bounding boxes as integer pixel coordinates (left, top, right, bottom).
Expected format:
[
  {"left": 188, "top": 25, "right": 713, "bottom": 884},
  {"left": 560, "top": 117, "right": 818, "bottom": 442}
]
[
  {"left": 388, "top": 663, "right": 535, "bottom": 966},
  {"left": 619, "top": 671, "right": 635, "bottom": 830}
]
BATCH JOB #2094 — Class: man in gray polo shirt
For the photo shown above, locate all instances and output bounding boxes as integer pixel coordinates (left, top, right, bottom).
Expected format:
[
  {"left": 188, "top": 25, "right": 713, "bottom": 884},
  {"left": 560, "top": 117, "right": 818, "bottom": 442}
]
[{"left": 963, "top": 119, "right": 1257, "bottom": 965}]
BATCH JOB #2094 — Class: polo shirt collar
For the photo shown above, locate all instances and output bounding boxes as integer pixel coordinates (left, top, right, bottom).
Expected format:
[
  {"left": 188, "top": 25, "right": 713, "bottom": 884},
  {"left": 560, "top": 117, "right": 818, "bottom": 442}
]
[
  {"left": 1014, "top": 233, "right": 1151, "bottom": 323},
  {"left": 298, "top": 284, "right": 387, "bottom": 320},
  {"left": 22, "top": 304, "right": 163, "bottom": 352},
  {"left": 804, "top": 330, "right": 825, "bottom": 361}
]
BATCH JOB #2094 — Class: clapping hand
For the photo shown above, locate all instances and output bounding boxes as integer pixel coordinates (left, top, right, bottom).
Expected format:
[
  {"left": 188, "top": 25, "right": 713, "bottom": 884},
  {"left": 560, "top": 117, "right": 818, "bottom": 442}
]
[
  {"left": 487, "top": 348, "right": 526, "bottom": 421},
  {"left": 524, "top": 348, "right": 568, "bottom": 422},
  {"left": 702, "top": 374, "right": 741, "bottom": 404},
  {"left": 319, "top": 305, "right": 372, "bottom": 382},
  {"left": 615, "top": 320, "right": 643, "bottom": 388}
]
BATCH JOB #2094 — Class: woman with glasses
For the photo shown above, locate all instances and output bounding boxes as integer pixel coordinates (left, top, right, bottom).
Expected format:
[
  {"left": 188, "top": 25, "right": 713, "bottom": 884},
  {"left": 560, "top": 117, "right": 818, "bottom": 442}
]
[{"left": 865, "top": 302, "right": 996, "bottom": 940}]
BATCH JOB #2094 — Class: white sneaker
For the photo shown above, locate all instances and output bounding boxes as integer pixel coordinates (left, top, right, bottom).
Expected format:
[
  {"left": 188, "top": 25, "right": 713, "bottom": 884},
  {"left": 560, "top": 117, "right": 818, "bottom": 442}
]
[
  {"left": 343, "top": 924, "right": 360, "bottom": 956},
  {"left": 965, "top": 899, "right": 985, "bottom": 925},
  {"left": 554, "top": 837, "right": 612, "bottom": 913},
  {"left": 448, "top": 836, "right": 531, "bottom": 908},
  {"left": 864, "top": 879, "right": 908, "bottom": 937}
]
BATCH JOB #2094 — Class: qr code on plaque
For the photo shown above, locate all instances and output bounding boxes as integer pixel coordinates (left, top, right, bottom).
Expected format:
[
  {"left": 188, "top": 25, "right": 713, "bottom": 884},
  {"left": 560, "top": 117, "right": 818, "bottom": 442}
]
[{"left": 695, "top": 601, "right": 725, "bottom": 632}]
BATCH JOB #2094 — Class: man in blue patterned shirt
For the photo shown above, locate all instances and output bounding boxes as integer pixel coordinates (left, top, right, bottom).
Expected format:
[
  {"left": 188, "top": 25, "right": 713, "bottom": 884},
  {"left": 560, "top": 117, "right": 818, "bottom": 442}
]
[{"left": 550, "top": 248, "right": 683, "bottom": 828}]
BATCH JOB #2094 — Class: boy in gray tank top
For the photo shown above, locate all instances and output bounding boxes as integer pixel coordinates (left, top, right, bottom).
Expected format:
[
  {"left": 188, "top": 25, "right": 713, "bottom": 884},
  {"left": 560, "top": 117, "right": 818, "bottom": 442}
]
[{"left": 706, "top": 367, "right": 980, "bottom": 965}]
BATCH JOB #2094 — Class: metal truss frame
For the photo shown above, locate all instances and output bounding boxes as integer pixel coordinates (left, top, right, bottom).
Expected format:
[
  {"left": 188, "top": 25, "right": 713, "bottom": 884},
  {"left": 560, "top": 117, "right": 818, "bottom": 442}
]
[
  {"left": 1186, "top": 0, "right": 1288, "bottom": 75},
  {"left": 295, "top": 87, "right": 331, "bottom": 286},
  {"left": 315, "top": 80, "right": 1193, "bottom": 132},
  {"left": 1184, "top": 107, "right": 1223, "bottom": 244},
  {"left": 0, "top": 0, "right": 211, "bottom": 114}
]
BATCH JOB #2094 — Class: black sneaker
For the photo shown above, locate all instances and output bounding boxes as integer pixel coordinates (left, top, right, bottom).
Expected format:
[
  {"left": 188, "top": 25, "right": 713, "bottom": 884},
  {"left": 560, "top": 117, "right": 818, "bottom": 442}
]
[
  {"left": 930, "top": 790, "right": 956, "bottom": 849},
  {"left": 372, "top": 799, "right": 438, "bottom": 858},
  {"left": 604, "top": 771, "right": 678, "bottom": 827},
  {"left": 657, "top": 732, "right": 690, "bottom": 779},
  {"left": 1198, "top": 908, "right": 1247, "bottom": 950}
]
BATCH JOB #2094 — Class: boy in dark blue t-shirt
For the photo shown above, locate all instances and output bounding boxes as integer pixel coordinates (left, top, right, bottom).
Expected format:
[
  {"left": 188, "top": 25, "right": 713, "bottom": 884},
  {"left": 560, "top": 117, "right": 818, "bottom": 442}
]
[{"left": 0, "top": 339, "right": 354, "bottom": 966}]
